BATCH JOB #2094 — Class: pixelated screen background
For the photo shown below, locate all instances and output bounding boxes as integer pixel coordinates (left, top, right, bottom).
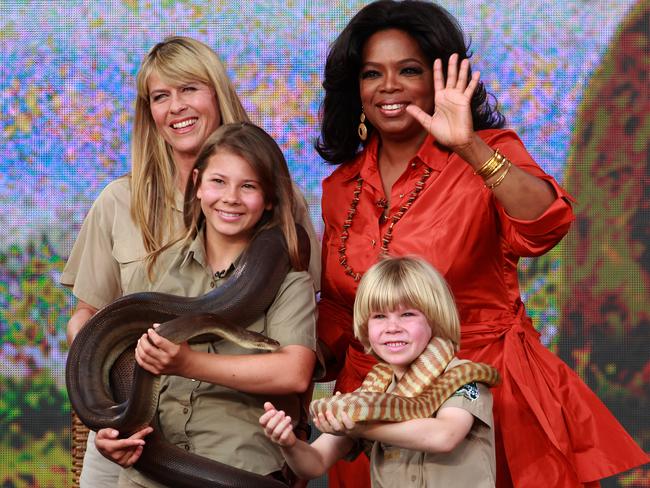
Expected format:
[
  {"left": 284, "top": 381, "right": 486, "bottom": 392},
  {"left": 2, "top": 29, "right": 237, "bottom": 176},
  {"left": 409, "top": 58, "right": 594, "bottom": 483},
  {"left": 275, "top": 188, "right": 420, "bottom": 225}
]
[{"left": 0, "top": 0, "right": 648, "bottom": 486}]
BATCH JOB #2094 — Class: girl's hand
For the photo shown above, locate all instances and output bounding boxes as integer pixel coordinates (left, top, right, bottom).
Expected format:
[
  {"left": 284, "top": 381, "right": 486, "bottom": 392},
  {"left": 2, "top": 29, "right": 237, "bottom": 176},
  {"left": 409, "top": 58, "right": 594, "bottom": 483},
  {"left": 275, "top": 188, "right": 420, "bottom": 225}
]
[
  {"left": 95, "top": 426, "right": 153, "bottom": 467},
  {"left": 135, "top": 324, "right": 191, "bottom": 375},
  {"left": 259, "top": 402, "right": 297, "bottom": 448},
  {"left": 406, "top": 53, "right": 480, "bottom": 151}
]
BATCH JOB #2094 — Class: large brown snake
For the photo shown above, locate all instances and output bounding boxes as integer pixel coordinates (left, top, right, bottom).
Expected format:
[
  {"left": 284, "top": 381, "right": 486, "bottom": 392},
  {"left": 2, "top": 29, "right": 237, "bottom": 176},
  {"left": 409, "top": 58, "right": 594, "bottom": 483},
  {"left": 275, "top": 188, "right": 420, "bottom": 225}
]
[{"left": 66, "top": 225, "right": 309, "bottom": 488}]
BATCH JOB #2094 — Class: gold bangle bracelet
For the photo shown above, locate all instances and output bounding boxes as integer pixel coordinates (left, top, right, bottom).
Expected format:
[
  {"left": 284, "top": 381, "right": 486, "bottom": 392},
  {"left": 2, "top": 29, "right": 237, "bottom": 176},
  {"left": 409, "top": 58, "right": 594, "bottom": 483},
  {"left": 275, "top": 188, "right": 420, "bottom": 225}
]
[
  {"left": 475, "top": 149, "right": 506, "bottom": 179},
  {"left": 474, "top": 150, "right": 499, "bottom": 177},
  {"left": 486, "top": 160, "right": 512, "bottom": 189},
  {"left": 482, "top": 158, "right": 506, "bottom": 180}
]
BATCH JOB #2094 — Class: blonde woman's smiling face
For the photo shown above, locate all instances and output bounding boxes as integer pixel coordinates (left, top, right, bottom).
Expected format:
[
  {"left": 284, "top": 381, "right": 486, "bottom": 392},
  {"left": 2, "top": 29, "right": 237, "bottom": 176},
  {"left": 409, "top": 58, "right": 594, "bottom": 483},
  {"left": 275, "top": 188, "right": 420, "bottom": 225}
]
[{"left": 148, "top": 71, "right": 221, "bottom": 163}]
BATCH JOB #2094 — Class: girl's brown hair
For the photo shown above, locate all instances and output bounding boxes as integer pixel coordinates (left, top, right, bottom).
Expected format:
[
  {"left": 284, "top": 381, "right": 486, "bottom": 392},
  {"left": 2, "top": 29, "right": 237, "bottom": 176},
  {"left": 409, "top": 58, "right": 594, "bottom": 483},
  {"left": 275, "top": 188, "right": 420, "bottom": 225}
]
[{"left": 151, "top": 123, "right": 303, "bottom": 271}]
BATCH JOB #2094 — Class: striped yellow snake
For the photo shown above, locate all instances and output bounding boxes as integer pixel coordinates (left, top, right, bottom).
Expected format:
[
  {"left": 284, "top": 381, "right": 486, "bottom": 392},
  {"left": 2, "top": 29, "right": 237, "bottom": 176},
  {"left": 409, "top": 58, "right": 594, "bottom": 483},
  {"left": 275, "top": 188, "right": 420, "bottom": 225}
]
[{"left": 310, "top": 337, "right": 500, "bottom": 422}]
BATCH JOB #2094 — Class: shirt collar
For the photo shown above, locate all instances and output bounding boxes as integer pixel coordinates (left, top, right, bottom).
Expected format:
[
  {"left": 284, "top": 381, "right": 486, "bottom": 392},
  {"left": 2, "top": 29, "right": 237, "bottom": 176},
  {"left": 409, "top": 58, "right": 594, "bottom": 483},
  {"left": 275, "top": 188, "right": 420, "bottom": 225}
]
[
  {"left": 173, "top": 187, "right": 184, "bottom": 213},
  {"left": 178, "top": 226, "right": 242, "bottom": 278},
  {"left": 179, "top": 227, "right": 208, "bottom": 269},
  {"left": 339, "top": 133, "right": 450, "bottom": 183}
]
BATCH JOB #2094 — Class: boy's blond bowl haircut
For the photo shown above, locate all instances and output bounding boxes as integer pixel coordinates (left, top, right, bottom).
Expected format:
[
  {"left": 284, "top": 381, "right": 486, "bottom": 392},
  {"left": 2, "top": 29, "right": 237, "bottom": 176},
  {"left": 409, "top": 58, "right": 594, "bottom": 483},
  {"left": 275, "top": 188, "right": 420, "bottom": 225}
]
[{"left": 353, "top": 256, "right": 460, "bottom": 354}]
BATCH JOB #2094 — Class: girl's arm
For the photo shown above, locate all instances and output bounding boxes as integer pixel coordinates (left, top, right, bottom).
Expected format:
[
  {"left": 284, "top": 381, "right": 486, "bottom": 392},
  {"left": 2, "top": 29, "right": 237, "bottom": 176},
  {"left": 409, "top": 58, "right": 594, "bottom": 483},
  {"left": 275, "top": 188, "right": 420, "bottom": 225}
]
[
  {"left": 316, "top": 407, "right": 474, "bottom": 454},
  {"left": 66, "top": 300, "right": 98, "bottom": 345},
  {"left": 260, "top": 402, "right": 354, "bottom": 479},
  {"left": 136, "top": 328, "right": 316, "bottom": 394}
]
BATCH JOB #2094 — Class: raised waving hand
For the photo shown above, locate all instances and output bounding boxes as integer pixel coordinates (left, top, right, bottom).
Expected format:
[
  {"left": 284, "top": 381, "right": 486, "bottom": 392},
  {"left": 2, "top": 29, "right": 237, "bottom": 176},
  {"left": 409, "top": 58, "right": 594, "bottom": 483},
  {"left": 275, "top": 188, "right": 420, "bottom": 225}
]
[{"left": 406, "top": 53, "right": 479, "bottom": 150}]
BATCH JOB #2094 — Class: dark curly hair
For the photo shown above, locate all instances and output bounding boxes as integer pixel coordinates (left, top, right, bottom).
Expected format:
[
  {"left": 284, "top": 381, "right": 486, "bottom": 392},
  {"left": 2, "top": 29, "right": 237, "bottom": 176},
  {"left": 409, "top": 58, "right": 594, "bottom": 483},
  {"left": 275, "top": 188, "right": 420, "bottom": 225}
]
[{"left": 315, "top": 0, "right": 505, "bottom": 165}]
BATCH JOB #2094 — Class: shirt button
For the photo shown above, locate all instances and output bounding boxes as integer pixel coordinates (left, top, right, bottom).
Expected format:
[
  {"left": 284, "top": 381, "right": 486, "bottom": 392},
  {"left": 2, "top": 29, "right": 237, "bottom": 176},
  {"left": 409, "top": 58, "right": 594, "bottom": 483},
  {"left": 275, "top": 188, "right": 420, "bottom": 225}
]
[
  {"left": 184, "top": 445, "right": 190, "bottom": 451},
  {"left": 399, "top": 193, "right": 404, "bottom": 198},
  {"left": 411, "top": 475, "right": 417, "bottom": 482},
  {"left": 182, "top": 407, "right": 189, "bottom": 414}
]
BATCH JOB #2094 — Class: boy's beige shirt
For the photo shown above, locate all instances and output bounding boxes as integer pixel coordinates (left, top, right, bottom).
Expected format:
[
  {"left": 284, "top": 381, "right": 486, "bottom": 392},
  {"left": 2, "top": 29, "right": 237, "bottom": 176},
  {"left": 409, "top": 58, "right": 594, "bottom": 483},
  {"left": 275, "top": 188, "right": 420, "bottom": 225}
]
[{"left": 350, "top": 358, "right": 495, "bottom": 488}]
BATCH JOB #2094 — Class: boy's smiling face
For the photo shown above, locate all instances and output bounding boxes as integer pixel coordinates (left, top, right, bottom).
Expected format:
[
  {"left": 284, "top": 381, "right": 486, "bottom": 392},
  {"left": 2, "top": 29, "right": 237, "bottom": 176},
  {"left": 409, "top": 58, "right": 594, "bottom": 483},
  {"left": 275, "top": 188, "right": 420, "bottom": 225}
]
[{"left": 367, "top": 305, "right": 432, "bottom": 379}]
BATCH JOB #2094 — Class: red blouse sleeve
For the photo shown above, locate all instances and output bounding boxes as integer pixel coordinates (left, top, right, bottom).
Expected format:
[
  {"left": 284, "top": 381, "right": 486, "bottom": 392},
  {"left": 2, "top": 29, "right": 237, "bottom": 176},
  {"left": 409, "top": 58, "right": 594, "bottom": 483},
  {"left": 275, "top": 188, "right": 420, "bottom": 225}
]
[{"left": 486, "top": 131, "right": 576, "bottom": 257}]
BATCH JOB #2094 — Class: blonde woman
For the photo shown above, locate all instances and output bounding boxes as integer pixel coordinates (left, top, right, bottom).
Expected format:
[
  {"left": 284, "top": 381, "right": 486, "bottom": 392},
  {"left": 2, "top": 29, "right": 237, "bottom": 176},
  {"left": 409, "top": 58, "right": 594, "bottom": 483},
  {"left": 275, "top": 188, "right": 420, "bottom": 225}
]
[{"left": 62, "top": 37, "right": 320, "bottom": 488}]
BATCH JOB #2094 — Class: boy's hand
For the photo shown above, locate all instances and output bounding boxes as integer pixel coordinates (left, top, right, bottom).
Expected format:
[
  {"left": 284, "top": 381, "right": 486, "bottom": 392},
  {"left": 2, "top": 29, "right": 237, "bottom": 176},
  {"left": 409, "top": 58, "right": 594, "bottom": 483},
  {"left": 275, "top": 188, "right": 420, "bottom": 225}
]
[
  {"left": 314, "top": 410, "right": 363, "bottom": 437},
  {"left": 314, "top": 392, "right": 364, "bottom": 437},
  {"left": 259, "top": 401, "right": 297, "bottom": 448},
  {"left": 95, "top": 426, "right": 153, "bottom": 467}
]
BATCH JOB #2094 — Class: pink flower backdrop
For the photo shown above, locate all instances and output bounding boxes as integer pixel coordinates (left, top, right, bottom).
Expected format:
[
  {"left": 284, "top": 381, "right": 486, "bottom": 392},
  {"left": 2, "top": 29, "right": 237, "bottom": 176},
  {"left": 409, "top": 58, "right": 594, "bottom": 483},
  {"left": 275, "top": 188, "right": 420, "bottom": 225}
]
[{"left": 0, "top": 1, "right": 647, "bottom": 486}]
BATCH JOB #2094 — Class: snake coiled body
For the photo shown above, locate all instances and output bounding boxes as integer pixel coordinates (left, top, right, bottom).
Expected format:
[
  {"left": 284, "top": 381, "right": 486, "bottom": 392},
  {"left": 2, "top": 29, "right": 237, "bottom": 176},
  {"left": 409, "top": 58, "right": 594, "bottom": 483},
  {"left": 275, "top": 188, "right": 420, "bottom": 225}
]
[
  {"left": 66, "top": 225, "right": 309, "bottom": 488},
  {"left": 310, "top": 337, "right": 500, "bottom": 423}
]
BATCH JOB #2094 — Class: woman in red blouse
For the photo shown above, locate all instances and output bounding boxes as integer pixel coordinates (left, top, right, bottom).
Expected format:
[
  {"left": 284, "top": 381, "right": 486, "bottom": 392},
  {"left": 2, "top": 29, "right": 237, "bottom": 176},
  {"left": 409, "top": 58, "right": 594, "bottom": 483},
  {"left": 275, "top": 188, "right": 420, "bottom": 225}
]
[{"left": 316, "top": 1, "right": 649, "bottom": 487}]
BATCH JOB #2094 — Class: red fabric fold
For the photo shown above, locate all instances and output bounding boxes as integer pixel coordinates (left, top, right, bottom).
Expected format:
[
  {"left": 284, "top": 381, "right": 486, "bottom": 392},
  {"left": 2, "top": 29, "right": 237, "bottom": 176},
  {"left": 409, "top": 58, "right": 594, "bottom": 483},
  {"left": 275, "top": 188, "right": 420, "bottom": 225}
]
[
  {"left": 319, "top": 130, "right": 648, "bottom": 487},
  {"left": 459, "top": 311, "right": 650, "bottom": 487}
]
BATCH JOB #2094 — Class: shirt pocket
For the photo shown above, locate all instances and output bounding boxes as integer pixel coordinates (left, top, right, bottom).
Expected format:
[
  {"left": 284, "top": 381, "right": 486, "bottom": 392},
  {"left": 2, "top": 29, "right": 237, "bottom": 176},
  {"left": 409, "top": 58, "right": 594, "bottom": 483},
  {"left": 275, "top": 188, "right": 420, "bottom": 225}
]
[{"left": 111, "top": 241, "right": 147, "bottom": 294}]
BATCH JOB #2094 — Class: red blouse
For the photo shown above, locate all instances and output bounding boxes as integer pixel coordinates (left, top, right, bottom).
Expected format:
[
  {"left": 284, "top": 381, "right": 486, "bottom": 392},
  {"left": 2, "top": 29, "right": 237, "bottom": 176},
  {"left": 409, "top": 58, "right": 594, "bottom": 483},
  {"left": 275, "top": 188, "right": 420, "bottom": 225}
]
[{"left": 318, "top": 130, "right": 648, "bottom": 487}]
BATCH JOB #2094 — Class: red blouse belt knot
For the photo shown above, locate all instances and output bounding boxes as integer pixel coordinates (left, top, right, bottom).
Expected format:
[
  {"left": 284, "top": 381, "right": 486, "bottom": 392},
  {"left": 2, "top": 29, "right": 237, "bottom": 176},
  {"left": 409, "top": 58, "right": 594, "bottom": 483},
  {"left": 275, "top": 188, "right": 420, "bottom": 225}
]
[{"left": 459, "top": 306, "right": 540, "bottom": 351}]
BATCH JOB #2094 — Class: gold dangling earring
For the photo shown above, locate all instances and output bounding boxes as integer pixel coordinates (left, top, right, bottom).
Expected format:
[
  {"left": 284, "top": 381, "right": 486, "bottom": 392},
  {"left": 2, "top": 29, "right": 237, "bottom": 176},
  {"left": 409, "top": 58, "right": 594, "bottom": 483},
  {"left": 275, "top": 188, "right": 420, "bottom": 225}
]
[{"left": 357, "top": 111, "right": 368, "bottom": 141}]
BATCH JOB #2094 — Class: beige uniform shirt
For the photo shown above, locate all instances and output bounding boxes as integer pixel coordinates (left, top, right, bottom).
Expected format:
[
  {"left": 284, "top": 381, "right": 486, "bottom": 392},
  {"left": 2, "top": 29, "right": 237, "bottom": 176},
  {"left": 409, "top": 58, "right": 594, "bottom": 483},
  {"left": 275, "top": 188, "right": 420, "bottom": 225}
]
[
  {"left": 362, "top": 358, "right": 495, "bottom": 488},
  {"left": 123, "top": 226, "right": 317, "bottom": 486},
  {"left": 61, "top": 176, "right": 321, "bottom": 304},
  {"left": 61, "top": 175, "right": 321, "bottom": 487}
]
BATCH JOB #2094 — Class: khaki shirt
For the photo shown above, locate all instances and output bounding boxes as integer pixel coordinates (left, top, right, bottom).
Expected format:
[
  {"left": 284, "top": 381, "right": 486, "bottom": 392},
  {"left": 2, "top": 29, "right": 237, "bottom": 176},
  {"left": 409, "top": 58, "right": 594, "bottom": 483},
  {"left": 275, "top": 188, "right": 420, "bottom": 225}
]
[
  {"left": 123, "top": 228, "right": 317, "bottom": 487},
  {"left": 61, "top": 176, "right": 321, "bottom": 486},
  {"left": 60, "top": 177, "right": 321, "bottom": 305},
  {"left": 362, "top": 358, "right": 495, "bottom": 488}
]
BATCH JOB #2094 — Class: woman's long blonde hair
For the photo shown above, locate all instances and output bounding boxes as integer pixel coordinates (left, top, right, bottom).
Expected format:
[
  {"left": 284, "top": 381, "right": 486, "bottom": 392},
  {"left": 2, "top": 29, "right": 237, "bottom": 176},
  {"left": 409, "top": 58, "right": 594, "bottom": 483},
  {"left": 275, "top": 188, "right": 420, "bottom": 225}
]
[{"left": 131, "top": 36, "right": 249, "bottom": 260}]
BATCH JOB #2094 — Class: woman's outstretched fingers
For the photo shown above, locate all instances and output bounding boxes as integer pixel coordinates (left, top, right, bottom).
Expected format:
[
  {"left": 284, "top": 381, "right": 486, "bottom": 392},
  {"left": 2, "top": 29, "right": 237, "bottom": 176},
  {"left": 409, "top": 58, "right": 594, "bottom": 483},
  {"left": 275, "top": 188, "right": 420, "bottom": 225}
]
[
  {"left": 405, "top": 104, "right": 432, "bottom": 130},
  {"left": 466, "top": 70, "right": 480, "bottom": 97},
  {"left": 433, "top": 58, "right": 444, "bottom": 90},
  {"left": 457, "top": 58, "right": 469, "bottom": 89},
  {"left": 446, "top": 53, "right": 459, "bottom": 88}
]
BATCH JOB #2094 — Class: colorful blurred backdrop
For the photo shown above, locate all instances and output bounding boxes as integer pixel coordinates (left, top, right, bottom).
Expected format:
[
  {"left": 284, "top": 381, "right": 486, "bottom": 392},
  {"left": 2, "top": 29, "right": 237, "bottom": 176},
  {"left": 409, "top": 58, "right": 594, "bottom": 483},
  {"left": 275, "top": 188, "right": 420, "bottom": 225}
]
[{"left": 0, "top": 0, "right": 648, "bottom": 486}]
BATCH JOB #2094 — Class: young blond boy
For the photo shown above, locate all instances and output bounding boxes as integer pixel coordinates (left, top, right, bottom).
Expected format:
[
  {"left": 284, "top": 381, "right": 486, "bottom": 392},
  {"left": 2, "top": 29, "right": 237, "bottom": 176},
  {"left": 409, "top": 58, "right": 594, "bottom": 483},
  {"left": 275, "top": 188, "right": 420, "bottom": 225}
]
[{"left": 260, "top": 256, "right": 496, "bottom": 487}]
